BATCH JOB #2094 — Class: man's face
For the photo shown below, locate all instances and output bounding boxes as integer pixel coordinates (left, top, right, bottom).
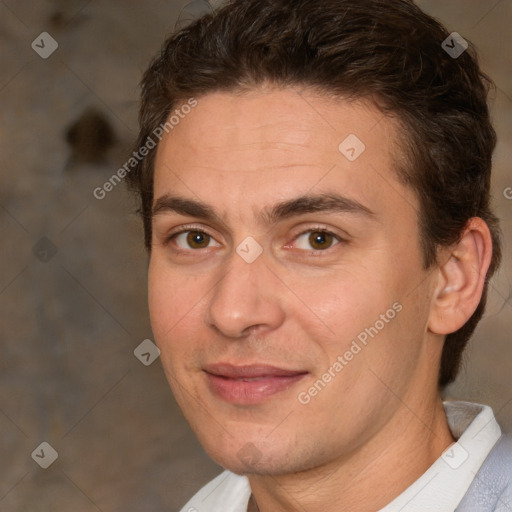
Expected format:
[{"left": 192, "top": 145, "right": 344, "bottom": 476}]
[{"left": 148, "top": 89, "right": 442, "bottom": 475}]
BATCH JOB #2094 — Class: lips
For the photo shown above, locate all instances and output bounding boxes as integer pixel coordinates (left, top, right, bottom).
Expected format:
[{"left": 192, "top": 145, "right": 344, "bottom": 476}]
[
  {"left": 204, "top": 363, "right": 306, "bottom": 379},
  {"left": 203, "top": 363, "right": 308, "bottom": 404}
]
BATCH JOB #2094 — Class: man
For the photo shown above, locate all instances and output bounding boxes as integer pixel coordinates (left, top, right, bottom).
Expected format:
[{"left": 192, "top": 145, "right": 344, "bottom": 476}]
[{"left": 127, "top": 0, "right": 512, "bottom": 510}]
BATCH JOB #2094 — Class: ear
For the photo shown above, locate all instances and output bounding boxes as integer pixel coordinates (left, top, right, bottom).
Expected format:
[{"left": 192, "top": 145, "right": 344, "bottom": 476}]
[{"left": 428, "top": 218, "right": 493, "bottom": 335}]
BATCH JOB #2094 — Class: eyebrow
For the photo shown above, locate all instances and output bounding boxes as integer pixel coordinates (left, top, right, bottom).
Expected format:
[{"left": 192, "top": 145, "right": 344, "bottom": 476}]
[{"left": 151, "top": 192, "right": 375, "bottom": 226}]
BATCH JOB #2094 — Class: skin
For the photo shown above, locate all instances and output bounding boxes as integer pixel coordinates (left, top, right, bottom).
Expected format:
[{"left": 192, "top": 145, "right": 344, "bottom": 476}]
[{"left": 148, "top": 88, "right": 492, "bottom": 512}]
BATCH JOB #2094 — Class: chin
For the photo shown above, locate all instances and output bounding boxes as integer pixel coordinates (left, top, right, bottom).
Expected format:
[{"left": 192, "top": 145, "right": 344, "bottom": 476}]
[
  {"left": 199, "top": 433, "right": 314, "bottom": 476},
  {"left": 213, "top": 452, "right": 292, "bottom": 476}
]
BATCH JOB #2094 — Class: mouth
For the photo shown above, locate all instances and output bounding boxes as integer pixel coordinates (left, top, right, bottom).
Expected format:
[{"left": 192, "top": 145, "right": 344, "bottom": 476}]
[{"left": 203, "top": 363, "right": 308, "bottom": 404}]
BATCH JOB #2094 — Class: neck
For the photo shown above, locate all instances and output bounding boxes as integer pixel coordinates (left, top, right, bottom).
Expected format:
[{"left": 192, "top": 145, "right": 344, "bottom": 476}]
[{"left": 248, "top": 397, "right": 455, "bottom": 512}]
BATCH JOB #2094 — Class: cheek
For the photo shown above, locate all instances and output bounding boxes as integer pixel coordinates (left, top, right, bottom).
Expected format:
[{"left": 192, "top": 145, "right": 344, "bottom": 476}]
[
  {"left": 148, "top": 260, "right": 198, "bottom": 351},
  {"left": 294, "top": 263, "right": 423, "bottom": 393},
  {"left": 294, "top": 269, "right": 392, "bottom": 347},
  {"left": 148, "top": 267, "right": 173, "bottom": 339},
  {"left": 148, "top": 270, "right": 198, "bottom": 402}
]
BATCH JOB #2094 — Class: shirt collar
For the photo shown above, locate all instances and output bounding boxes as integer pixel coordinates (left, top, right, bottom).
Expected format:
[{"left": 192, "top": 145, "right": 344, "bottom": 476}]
[
  {"left": 378, "top": 400, "right": 502, "bottom": 512},
  {"left": 183, "top": 401, "right": 501, "bottom": 512}
]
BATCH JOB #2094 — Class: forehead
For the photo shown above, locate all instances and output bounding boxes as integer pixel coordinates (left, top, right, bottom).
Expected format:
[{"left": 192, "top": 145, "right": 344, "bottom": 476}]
[
  {"left": 152, "top": 88, "right": 416, "bottom": 225},
  {"left": 156, "top": 89, "right": 399, "bottom": 169}
]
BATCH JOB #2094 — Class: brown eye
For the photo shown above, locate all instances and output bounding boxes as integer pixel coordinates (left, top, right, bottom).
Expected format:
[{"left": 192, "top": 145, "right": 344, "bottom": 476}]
[
  {"left": 308, "top": 231, "right": 335, "bottom": 250},
  {"left": 186, "top": 231, "right": 211, "bottom": 249},
  {"left": 172, "top": 230, "right": 219, "bottom": 250},
  {"left": 293, "top": 230, "right": 340, "bottom": 251}
]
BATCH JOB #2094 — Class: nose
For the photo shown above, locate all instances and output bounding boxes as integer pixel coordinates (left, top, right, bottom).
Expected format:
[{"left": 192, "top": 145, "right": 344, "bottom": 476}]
[{"left": 205, "top": 249, "right": 286, "bottom": 339}]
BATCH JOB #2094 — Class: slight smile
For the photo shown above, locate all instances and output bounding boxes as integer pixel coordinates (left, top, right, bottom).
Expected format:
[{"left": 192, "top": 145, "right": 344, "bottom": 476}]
[{"left": 203, "top": 364, "right": 309, "bottom": 405}]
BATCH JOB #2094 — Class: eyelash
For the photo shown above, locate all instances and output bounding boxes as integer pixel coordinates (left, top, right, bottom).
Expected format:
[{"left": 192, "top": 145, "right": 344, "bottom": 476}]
[{"left": 164, "top": 225, "right": 345, "bottom": 253}]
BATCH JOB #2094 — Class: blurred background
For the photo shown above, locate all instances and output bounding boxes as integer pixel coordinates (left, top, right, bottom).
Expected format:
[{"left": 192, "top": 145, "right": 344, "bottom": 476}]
[{"left": 0, "top": 0, "right": 510, "bottom": 510}]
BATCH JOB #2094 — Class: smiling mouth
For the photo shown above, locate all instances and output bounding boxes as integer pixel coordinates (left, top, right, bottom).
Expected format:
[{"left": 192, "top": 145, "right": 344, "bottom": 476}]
[{"left": 203, "top": 363, "right": 308, "bottom": 404}]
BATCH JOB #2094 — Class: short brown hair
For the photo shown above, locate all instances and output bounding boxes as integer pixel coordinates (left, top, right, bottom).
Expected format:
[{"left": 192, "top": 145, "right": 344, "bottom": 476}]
[{"left": 126, "top": 0, "right": 502, "bottom": 387}]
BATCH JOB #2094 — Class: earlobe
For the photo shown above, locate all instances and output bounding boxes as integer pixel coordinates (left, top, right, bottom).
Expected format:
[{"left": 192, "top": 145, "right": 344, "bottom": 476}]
[{"left": 428, "top": 218, "right": 493, "bottom": 335}]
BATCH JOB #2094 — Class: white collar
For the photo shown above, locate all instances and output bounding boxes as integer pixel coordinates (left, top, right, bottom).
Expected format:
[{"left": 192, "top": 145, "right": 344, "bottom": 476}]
[
  {"left": 378, "top": 400, "right": 502, "bottom": 511},
  {"left": 180, "top": 401, "right": 502, "bottom": 512}
]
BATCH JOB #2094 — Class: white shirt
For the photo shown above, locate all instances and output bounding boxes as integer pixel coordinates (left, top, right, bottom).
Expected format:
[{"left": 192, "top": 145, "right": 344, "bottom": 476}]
[{"left": 179, "top": 401, "right": 503, "bottom": 512}]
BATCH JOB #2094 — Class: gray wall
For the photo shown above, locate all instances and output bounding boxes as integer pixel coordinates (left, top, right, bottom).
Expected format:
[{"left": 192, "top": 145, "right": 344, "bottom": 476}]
[{"left": 0, "top": 1, "right": 510, "bottom": 510}]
